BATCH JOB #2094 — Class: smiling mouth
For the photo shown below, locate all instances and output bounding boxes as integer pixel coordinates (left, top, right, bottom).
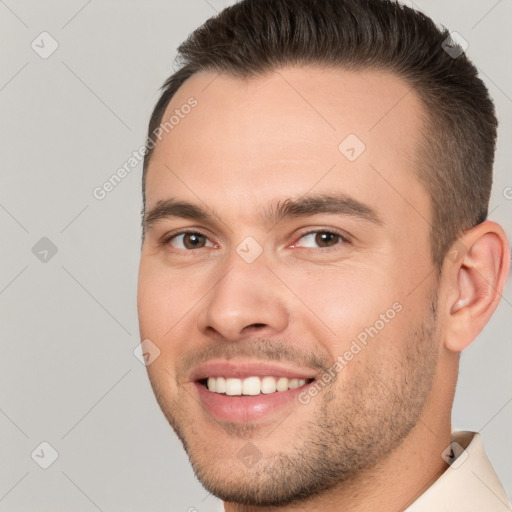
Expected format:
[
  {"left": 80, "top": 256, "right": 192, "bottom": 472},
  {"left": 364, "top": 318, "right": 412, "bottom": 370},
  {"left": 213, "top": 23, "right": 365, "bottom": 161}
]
[{"left": 198, "top": 376, "right": 315, "bottom": 396}]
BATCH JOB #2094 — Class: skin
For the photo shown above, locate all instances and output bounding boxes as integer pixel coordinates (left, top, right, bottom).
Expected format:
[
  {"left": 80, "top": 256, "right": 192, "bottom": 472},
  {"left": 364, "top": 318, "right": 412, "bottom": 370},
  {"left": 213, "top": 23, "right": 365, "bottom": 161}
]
[{"left": 137, "top": 66, "right": 510, "bottom": 511}]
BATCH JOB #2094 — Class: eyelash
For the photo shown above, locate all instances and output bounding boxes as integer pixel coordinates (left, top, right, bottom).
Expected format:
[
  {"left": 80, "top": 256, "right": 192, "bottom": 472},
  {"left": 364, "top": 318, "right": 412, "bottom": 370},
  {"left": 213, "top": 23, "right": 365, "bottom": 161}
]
[
  {"left": 293, "top": 229, "right": 351, "bottom": 251},
  {"left": 160, "top": 229, "right": 217, "bottom": 252},
  {"left": 160, "top": 228, "right": 351, "bottom": 253}
]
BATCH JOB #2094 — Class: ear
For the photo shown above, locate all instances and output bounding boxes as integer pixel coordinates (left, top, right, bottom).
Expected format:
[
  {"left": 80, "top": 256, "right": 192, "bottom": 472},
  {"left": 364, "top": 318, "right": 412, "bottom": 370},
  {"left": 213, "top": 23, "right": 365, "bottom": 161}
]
[{"left": 442, "top": 221, "right": 510, "bottom": 353}]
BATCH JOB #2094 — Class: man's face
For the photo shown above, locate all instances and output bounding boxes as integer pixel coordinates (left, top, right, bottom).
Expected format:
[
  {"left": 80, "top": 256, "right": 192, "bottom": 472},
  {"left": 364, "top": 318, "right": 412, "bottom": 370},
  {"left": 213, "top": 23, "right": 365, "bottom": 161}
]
[{"left": 138, "top": 67, "right": 443, "bottom": 505}]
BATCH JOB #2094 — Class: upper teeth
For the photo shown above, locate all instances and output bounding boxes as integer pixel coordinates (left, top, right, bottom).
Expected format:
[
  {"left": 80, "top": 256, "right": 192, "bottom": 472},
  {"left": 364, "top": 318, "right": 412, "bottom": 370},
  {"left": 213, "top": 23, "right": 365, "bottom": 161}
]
[{"left": 206, "top": 376, "right": 308, "bottom": 396}]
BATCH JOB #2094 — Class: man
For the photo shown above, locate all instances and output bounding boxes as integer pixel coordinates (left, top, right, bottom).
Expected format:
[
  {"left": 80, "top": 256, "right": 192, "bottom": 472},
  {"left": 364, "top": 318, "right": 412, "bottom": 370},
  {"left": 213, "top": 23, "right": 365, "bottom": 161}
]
[{"left": 137, "top": 0, "right": 511, "bottom": 510}]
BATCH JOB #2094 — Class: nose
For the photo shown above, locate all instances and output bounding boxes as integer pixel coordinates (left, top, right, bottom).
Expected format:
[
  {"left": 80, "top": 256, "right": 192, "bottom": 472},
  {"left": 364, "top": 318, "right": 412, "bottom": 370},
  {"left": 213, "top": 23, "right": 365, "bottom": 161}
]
[{"left": 196, "top": 254, "right": 289, "bottom": 341}]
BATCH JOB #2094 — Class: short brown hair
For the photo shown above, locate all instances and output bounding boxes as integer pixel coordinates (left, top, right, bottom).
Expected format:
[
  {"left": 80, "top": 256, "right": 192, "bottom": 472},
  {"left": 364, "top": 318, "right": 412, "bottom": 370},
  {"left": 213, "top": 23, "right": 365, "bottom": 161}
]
[{"left": 142, "top": 0, "right": 497, "bottom": 271}]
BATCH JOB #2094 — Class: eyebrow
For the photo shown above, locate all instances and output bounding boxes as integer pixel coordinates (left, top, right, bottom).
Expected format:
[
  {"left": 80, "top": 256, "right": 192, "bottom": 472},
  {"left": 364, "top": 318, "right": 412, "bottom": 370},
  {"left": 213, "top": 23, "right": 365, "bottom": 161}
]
[{"left": 143, "top": 193, "right": 384, "bottom": 233}]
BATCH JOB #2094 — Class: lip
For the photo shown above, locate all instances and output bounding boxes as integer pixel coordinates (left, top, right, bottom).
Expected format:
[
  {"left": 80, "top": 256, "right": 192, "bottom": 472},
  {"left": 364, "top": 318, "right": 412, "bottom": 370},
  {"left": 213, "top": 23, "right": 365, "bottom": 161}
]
[
  {"left": 189, "top": 360, "right": 318, "bottom": 423},
  {"left": 188, "top": 360, "right": 319, "bottom": 381},
  {"left": 194, "top": 379, "right": 315, "bottom": 423}
]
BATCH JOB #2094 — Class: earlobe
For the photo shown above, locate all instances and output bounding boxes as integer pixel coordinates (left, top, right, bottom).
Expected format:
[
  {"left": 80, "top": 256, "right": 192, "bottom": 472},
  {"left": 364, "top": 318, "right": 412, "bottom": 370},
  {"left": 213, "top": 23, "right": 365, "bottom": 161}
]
[{"left": 444, "top": 221, "right": 510, "bottom": 353}]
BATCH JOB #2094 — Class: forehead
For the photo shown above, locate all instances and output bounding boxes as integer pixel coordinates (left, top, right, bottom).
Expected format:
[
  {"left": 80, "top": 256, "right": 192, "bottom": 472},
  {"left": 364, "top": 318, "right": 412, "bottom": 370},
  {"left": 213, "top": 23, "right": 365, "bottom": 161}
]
[{"left": 145, "top": 66, "right": 429, "bottom": 227}]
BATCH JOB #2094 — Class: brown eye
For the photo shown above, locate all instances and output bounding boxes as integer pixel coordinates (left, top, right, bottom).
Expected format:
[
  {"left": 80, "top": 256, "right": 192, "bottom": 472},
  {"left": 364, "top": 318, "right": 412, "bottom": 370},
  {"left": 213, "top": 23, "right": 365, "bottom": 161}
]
[
  {"left": 314, "top": 232, "right": 340, "bottom": 247},
  {"left": 295, "top": 230, "right": 346, "bottom": 249},
  {"left": 183, "top": 233, "right": 206, "bottom": 249},
  {"left": 168, "top": 232, "right": 212, "bottom": 250}
]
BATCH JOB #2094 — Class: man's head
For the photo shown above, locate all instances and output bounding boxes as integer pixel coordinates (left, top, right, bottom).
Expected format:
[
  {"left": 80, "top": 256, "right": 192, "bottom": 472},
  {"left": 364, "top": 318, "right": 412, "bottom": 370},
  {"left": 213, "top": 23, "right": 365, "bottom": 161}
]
[{"left": 137, "top": 0, "right": 509, "bottom": 508}]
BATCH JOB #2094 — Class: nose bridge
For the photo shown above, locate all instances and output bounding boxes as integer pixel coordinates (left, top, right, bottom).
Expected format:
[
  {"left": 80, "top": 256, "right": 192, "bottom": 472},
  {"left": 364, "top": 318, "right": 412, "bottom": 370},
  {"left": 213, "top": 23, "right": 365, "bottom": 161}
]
[{"left": 196, "top": 245, "right": 288, "bottom": 339}]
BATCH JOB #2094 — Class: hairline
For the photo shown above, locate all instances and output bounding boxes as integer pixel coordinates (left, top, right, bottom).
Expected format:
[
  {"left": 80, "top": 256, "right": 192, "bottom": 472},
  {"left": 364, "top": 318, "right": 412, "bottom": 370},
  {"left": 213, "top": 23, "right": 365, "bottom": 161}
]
[{"left": 143, "top": 63, "right": 434, "bottom": 199}]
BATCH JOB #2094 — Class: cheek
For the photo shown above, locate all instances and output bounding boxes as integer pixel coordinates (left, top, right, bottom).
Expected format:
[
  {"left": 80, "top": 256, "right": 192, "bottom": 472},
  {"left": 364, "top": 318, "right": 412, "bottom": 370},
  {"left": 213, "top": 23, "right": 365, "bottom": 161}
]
[
  {"left": 137, "top": 264, "right": 210, "bottom": 395},
  {"left": 286, "top": 264, "right": 398, "bottom": 340},
  {"left": 137, "top": 260, "right": 207, "bottom": 343}
]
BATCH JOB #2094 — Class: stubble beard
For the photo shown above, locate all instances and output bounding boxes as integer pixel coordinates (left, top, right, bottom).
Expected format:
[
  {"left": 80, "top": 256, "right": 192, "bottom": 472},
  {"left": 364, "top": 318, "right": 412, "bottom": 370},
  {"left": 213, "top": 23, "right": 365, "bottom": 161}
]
[{"left": 147, "top": 289, "right": 440, "bottom": 507}]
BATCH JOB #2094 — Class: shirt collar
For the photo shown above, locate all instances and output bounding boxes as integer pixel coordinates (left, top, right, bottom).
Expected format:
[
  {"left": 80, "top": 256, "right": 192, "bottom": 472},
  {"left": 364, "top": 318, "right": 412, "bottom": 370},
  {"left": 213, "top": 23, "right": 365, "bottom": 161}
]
[{"left": 406, "top": 431, "right": 511, "bottom": 511}]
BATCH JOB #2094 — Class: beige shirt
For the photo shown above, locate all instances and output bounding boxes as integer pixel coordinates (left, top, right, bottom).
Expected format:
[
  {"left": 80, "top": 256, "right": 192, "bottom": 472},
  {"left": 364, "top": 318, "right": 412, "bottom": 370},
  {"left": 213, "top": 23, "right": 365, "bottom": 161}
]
[
  {"left": 407, "top": 431, "right": 511, "bottom": 511},
  {"left": 212, "top": 431, "right": 511, "bottom": 511}
]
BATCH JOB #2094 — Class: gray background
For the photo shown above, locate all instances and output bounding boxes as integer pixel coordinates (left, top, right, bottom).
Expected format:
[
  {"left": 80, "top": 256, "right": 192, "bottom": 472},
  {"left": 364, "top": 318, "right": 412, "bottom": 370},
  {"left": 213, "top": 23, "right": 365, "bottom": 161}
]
[{"left": 1, "top": 1, "right": 511, "bottom": 511}]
